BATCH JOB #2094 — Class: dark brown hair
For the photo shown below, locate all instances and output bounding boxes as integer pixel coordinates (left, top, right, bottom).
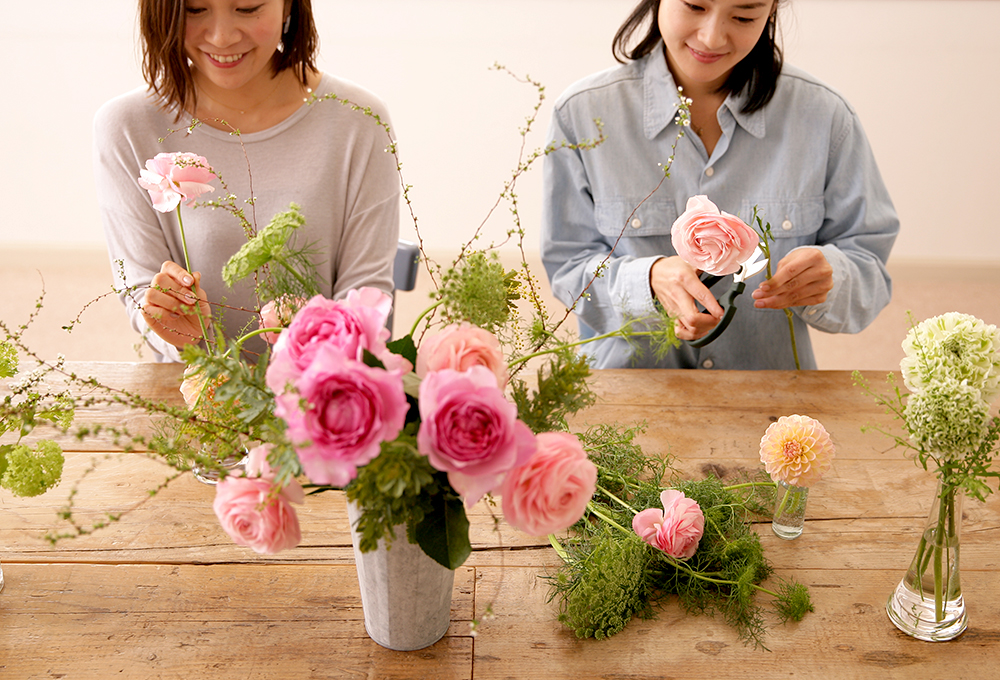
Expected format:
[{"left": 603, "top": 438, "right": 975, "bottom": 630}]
[
  {"left": 611, "top": 0, "right": 783, "bottom": 114},
  {"left": 139, "top": 0, "right": 319, "bottom": 115}
]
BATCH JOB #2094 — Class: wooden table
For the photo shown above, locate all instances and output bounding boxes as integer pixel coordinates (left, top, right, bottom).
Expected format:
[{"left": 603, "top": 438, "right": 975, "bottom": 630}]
[{"left": 1, "top": 364, "right": 998, "bottom": 679}]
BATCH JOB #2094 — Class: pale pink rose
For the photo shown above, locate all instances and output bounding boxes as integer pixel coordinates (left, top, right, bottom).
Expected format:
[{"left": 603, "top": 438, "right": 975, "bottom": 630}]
[
  {"left": 499, "top": 432, "right": 597, "bottom": 536},
  {"left": 670, "top": 195, "right": 759, "bottom": 276},
  {"left": 759, "top": 414, "right": 835, "bottom": 487},
  {"left": 266, "top": 289, "right": 409, "bottom": 394},
  {"left": 416, "top": 323, "right": 508, "bottom": 386},
  {"left": 417, "top": 366, "right": 536, "bottom": 506},
  {"left": 138, "top": 152, "right": 217, "bottom": 213},
  {"left": 275, "top": 344, "right": 408, "bottom": 487},
  {"left": 213, "top": 445, "right": 305, "bottom": 555},
  {"left": 632, "top": 489, "right": 705, "bottom": 560},
  {"left": 259, "top": 296, "right": 307, "bottom": 344},
  {"left": 179, "top": 365, "right": 208, "bottom": 408}
]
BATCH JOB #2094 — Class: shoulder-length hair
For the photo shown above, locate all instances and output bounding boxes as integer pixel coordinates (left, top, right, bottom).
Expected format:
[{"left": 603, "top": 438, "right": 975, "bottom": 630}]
[
  {"left": 611, "top": 0, "right": 783, "bottom": 114},
  {"left": 139, "top": 0, "right": 319, "bottom": 116}
]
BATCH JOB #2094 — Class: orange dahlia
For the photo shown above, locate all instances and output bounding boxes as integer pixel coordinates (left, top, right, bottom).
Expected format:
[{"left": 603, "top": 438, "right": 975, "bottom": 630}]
[{"left": 759, "top": 414, "right": 835, "bottom": 487}]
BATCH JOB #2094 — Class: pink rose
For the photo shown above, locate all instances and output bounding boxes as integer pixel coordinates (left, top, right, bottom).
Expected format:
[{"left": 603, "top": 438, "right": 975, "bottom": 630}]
[
  {"left": 138, "top": 152, "right": 217, "bottom": 213},
  {"left": 417, "top": 366, "right": 536, "bottom": 506},
  {"left": 416, "top": 323, "right": 508, "bottom": 386},
  {"left": 276, "top": 344, "right": 408, "bottom": 486},
  {"left": 499, "top": 432, "right": 597, "bottom": 536},
  {"left": 266, "top": 289, "right": 408, "bottom": 394},
  {"left": 670, "top": 195, "right": 759, "bottom": 276},
  {"left": 259, "top": 296, "right": 306, "bottom": 344},
  {"left": 632, "top": 489, "right": 705, "bottom": 560},
  {"left": 212, "top": 445, "right": 304, "bottom": 555}
]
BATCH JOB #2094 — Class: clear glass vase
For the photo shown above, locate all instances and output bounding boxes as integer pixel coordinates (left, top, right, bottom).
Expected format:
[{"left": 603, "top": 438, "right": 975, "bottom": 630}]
[
  {"left": 886, "top": 479, "right": 967, "bottom": 641},
  {"left": 772, "top": 480, "right": 808, "bottom": 540}
]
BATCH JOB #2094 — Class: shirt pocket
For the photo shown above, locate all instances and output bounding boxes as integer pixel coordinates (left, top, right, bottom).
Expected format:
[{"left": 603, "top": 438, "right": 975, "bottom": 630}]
[
  {"left": 740, "top": 197, "right": 825, "bottom": 246},
  {"left": 594, "top": 198, "right": 678, "bottom": 241}
]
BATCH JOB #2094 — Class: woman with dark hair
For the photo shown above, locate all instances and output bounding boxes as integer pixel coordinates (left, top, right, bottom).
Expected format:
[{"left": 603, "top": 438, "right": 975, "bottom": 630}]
[
  {"left": 94, "top": 0, "right": 399, "bottom": 362},
  {"left": 541, "top": 0, "right": 899, "bottom": 370}
]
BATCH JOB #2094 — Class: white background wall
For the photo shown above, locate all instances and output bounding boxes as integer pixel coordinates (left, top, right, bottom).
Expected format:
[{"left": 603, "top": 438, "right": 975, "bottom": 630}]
[{"left": 1, "top": 0, "right": 998, "bottom": 263}]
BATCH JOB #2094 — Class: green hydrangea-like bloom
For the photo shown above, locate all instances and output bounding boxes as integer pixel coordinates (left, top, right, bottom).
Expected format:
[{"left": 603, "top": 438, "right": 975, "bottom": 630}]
[
  {"left": 0, "top": 340, "right": 16, "bottom": 378},
  {"left": 222, "top": 204, "right": 305, "bottom": 287},
  {"left": 901, "top": 313, "right": 1000, "bottom": 402},
  {"left": 904, "top": 377, "right": 991, "bottom": 457},
  {"left": 1, "top": 440, "right": 65, "bottom": 497}
]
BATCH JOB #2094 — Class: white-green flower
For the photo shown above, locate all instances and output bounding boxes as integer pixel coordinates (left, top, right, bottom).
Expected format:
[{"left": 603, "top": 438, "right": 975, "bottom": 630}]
[
  {"left": 901, "top": 312, "right": 1000, "bottom": 402},
  {"left": 903, "top": 377, "right": 991, "bottom": 457}
]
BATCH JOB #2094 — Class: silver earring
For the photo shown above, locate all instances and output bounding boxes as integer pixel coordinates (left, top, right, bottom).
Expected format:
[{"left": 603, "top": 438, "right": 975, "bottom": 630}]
[{"left": 283, "top": 15, "right": 291, "bottom": 34}]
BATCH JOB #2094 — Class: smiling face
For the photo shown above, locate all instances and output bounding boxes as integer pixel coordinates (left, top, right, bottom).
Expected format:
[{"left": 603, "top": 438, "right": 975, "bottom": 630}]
[
  {"left": 184, "top": 0, "right": 289, "bottom": 95},
  {"left": 657, "top": 0, "right": 775, "bottom": 93}
]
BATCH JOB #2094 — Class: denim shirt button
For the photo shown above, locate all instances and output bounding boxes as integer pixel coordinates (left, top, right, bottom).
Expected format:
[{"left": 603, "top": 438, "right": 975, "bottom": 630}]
[
  {"left": 631, "top": 218, "right": 642, "bottom": 229},
  {"left": 701, "top": 358, "right": 714, "bottom": 369},
  {"left": 781, "top": 219, "right": 793, "bottom": 231},
  {"left": 705, "top": 166, "right": 715, "bottom": 177}
]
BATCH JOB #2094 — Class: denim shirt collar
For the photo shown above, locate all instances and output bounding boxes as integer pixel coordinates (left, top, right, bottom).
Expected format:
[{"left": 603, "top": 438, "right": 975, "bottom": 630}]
[{"left": 642, "top": 44, "right": 766, "bottom": 141}]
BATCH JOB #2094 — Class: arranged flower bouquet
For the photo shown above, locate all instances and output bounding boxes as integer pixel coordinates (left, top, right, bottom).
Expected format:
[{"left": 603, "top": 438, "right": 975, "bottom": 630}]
[{"left": 856, "top": 312, "right": 1000, "bottom": 640}]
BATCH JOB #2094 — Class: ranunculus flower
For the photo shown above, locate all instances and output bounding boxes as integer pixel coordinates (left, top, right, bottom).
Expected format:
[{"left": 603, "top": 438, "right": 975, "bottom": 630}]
[
  {"left": 212, "top": 444, "right": 304, "bottom": 555},
  {"left": 276, "top": 344, "right": 408, "bottom": 486},
  {"left": 416, "top": 323, "right": 508, "bottom": 386},
  {"left": 499, "top": 432, "right": 597, "bottom": 536},
  {"left": 138, "top": 152, "right": 217, "bottom": 213},
  {"left": 759, "top": 414, "right": 835, "bottom": 487},
  {"left": 266, "top": 288, "right": 409, "bottom": 394},
  {"left": 417, "top": 366, "right": 536, "bottom": 506},
  {"left": 259, "top": 296, "right": 307, "bottom": 344},
  {"left": 632, "top": 489, "right": 705, "bottom": 560},
  {"left": 670, "top": 195, "right": 759, "bottom": 276},
  {"left": 900, "top": 312, "right": 1000, "bottom": 402}
]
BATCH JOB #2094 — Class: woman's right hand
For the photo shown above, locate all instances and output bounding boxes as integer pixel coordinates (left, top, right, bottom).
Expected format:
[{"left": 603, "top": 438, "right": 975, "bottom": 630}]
[
  {"left": 649, "top": 256, "right": 725, "bottom": 342},
  {"left": 141, "top": 260, "right": 210, "bottom": 349}
]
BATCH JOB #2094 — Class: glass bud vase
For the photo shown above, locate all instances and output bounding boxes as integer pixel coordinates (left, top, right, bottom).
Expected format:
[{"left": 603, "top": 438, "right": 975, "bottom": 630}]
[
  {"left": 772, "top": 480, "right": 808, "bottom": 540},
  {"left": 886, "top": 479, "right": 967, "bottom": 641}
]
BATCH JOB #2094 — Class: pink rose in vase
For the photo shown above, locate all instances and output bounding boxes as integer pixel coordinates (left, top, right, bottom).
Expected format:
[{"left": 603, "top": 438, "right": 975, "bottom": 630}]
[
  {"left": 416, "top": 323, "right": 508, "bottom": 386},
  {"left": 632, "top": 489, "right": 705, "bottom": 560},
  {"left": 499, "top": 431, "right": 597, "bottom": 536},
  {"left": 670, "top": 195, "right": 759, "bottom": 276},
  {"left": 275, "top": 344, "right": 409, "bottom": 487},
  {"left": 138, "top": 152, "right": 217, "bottom": 213},
  {"left": 417, "top": 365, "right": 537, "bottom": 506},
  {"left": 212, "top": 444, "right": 305, "bottom": 555},
  {"left": 259, "top": 296, "right": 307, "bottom": 344},
  {"left": 266, "top": 288, "right": 408, "bottom": 395}
]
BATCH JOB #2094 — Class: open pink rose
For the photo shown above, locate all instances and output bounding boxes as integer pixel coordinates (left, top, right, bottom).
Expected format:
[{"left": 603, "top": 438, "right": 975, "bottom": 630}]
[
  {"left": 670, "top": 195, "right": 759, "bottom": 276},
  {"left": 632, "top": 489, "right": 705, "bottom": 560},
  {"left": 416, "top": 323, "right": 508, "bottom": 386},
  {"left": 259, "top": 296, "right": 307, "bottom": 344},
  {"left": 276, "top": 344, "right": 408, "bottom": 487},
  {"left": 499, "top": 432, "right": 597, "bottom": 536},
  {"left": 417, "top": 366, "right": 536, "bottom": 506},
  {"left": 213, "top": 445, "right": 305, "bottom": 555},
  {"left": 138, "top": 152, "right": 217, "bottom": 213},
  {"left": 266, "top": 289, "right": 408, "bottom": 394}
]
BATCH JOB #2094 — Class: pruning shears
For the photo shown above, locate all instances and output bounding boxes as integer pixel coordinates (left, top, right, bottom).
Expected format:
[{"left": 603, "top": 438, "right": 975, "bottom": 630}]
[{"left": 687, "top": 246, "right": 768, "bottom": 348}]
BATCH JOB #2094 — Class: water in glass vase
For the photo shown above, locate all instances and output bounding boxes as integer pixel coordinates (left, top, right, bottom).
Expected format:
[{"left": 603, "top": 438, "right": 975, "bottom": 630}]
[{"left": 772, "top": 480, "right": 808, "bottom": 540}]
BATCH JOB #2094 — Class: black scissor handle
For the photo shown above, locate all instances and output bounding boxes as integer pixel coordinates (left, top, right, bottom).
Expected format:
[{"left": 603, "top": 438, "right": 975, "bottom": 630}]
[{"left": 687, "top": 280, "right": 746, "bottom": 348}]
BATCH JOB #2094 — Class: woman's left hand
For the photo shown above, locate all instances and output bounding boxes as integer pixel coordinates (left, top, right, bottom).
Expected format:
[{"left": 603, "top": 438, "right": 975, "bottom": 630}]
[{"left": 751, "top": 247, "right": 833, "bottom": 309}]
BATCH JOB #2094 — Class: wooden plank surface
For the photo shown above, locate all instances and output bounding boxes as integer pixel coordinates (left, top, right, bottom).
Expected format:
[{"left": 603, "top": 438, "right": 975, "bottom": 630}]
[{"left": 3, "top": 364, "right": 999, "bottom": 679}]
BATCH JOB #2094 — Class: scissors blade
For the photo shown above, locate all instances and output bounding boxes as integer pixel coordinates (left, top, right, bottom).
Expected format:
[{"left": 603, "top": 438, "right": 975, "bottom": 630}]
[{"left": 735, "top": 247, "right": 767, "bottom": 283}]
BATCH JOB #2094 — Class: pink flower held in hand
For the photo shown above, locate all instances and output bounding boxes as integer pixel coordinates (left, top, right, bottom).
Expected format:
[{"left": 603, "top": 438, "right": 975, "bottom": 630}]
[
  {"left": 276, "top": 345, "right": 408, "bottom": 487},
  {"left": 759, "top": 414, "right": 835, "bottom": 487},
  {"left": 418, "top": 366, "right": 537, "bottom": 506},
  {"left": 632, "top": 489, "right": 705, "bottom": 560},
  {"left": 138, "top": 152, "right": 217, "bottom": 213},
  {"left": 213, "top": 445, "right": 305, "bottom": 555},
  {"left": 416, "top": 323, "right": 508, "bottom": 386},
  {"left": 670, "top": 195, "right": 759, "bottom": 276},
  {"left": 266, "top": 289, "right": 408, "bottom": 395},
  {"left": 500, "top": 432, "right": 597, "bottom": 536}
]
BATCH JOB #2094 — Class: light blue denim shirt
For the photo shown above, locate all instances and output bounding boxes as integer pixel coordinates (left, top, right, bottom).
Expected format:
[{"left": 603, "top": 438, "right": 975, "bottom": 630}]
[{"left": 541, "top": 46, "right": 899, "bottom": 370}]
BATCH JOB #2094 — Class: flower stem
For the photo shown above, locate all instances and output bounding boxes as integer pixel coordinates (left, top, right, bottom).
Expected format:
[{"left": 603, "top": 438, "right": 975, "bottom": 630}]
[{"left": 175, "top": 206, "right": 210, "bottom": 347}]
